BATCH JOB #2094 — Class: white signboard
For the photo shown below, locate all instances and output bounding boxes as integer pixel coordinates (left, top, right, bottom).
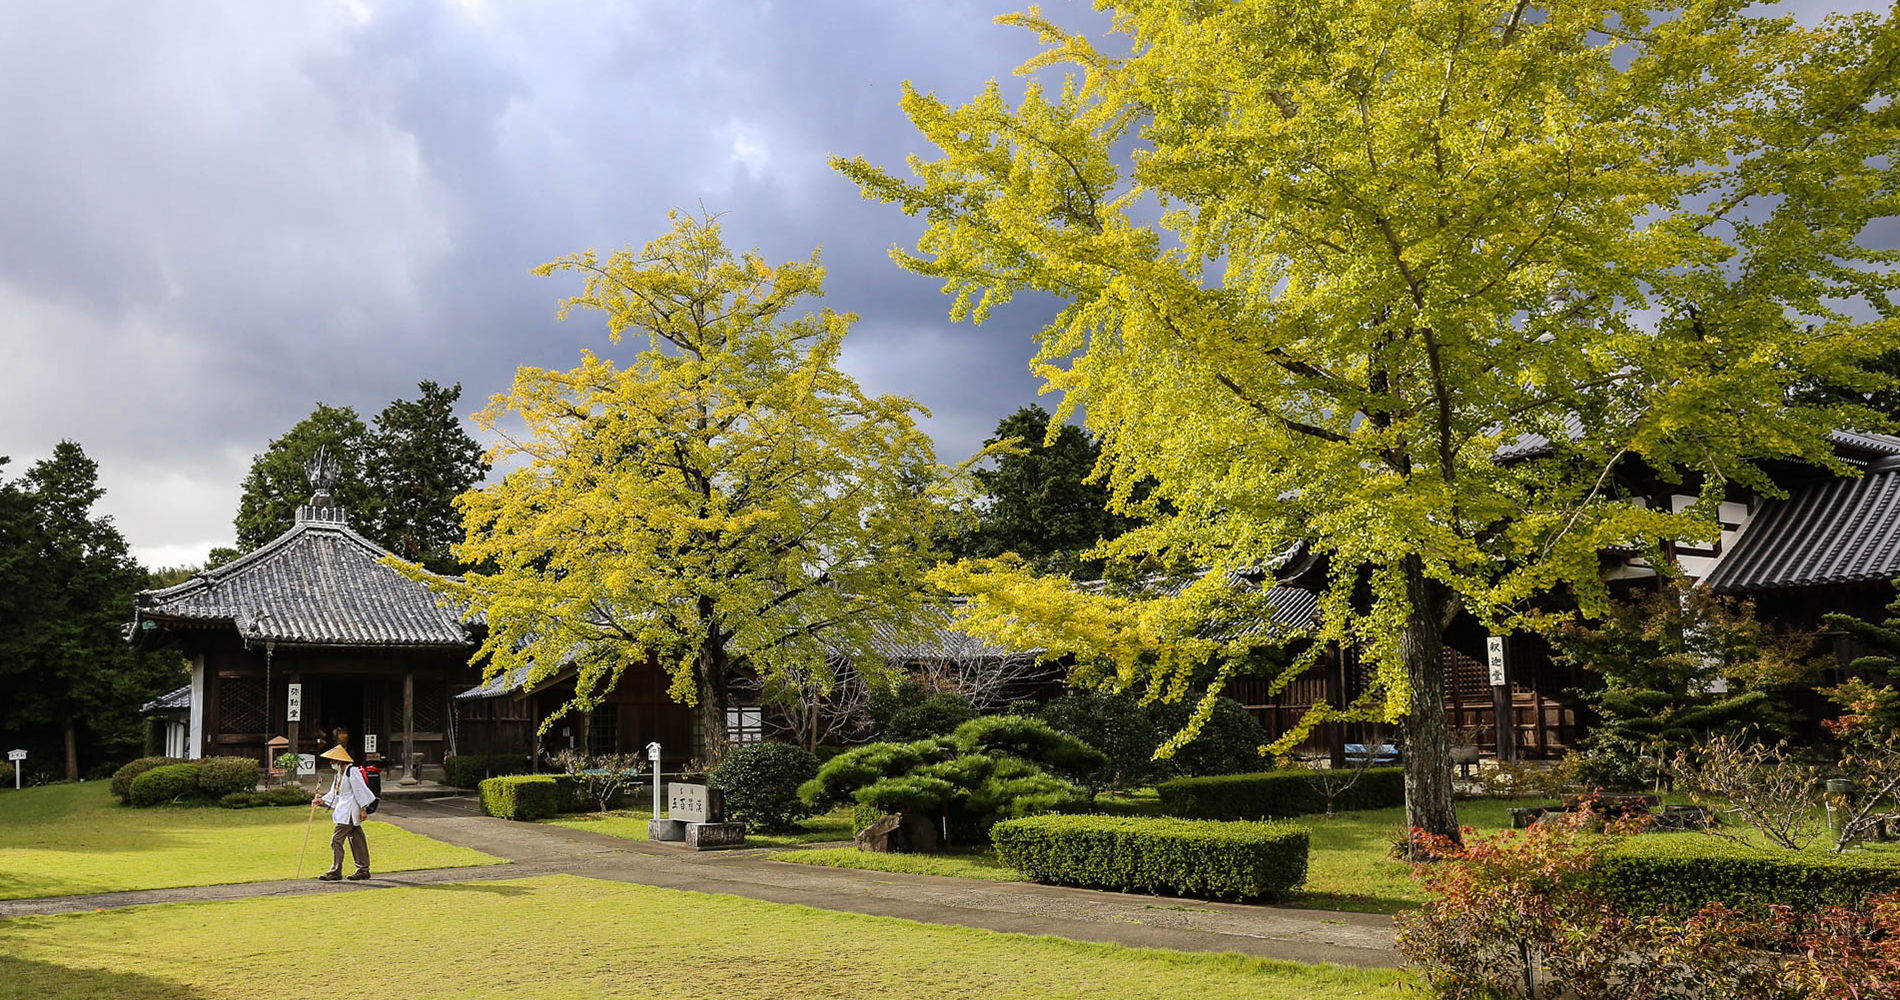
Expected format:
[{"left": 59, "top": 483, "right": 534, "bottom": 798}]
[
  {"left": 6, "top": 749, "right": 24, "bottom": 762},
  {"left": 365, "top": 734, "right": 378, "bottom": 754},
  {"left": 646, "top": 741, "right": 661, "bottom": 762},
  {"left": 285, "top": 683, "right": 301, "bottom": 722},
  {"left": 1486, "top": 636, "right": 1507, "bottom": 686},
  {"left": 297, "top": 754, "right": 316, "bottom": 776}
]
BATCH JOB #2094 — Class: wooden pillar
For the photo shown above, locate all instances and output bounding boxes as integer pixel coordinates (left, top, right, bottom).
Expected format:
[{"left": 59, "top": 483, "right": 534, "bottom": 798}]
[
  {"left": 1534, "top": 687, "right": 1549, "bottom": 758},
  {"left": 401, "top": 670, "right": 417, "bottom": 785},
  {"left": 1328, "top": 645, "right": 1347, "bottom": 769}
]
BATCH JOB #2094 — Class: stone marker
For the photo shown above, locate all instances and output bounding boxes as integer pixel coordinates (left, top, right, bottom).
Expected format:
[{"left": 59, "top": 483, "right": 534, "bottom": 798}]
[
  {"left": 648, "top": 818, "right": 686, "bottom": 842},
  {"left": 667, "top": 782, "right": 725, "bottom": 824}
]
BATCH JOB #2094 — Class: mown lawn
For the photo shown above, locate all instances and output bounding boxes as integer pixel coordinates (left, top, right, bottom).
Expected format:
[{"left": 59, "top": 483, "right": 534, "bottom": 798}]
[
  {"left": 0, "top": 874, "right": 1406, "bottom": 1000},
  {"left": 780, "top": 846, "right": 1028, "bottom": 881},
  {"left": 0, "top": 782, "right": 502, "bottom": 900},
  {"left": 546, "top": 805, "right": 856, "bottom": 847}
]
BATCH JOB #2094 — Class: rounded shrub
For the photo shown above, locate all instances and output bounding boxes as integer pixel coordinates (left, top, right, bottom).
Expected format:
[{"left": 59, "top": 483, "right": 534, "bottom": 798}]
[
  {"left": 0, "top": 762, "right": 12, "bottom": 788},
  {"left": 883, "top": 692, "right": 977, "bottom": 741},
  {"left": 1038, "top": 690, "right": 1163, "bottom": 790},
  {"left": 129, "top": 763, "right": 203, "bottom": 806},
  {"left": 1145, "top": 695, "right": 1271, "bottom": 777},
  {"left": 711, "top": 741, "right": 821, "bottom": 833},
  {"left": 196, "top": 756, "right": 261, "bottom": 797},
  {"left": 111, "top": 756, "right": 185, "bottom": 803}
]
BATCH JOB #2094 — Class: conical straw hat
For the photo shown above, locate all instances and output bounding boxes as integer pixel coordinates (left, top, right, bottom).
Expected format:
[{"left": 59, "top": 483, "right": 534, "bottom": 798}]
[{"left": 319, "top": 745, "right": 353, "bottom": 764}]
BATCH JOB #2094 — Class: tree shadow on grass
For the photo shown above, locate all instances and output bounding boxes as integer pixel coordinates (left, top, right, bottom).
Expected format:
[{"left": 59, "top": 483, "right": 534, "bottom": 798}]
[{"left": 0, "top": 955, "right": 207, "bottom": 1000}]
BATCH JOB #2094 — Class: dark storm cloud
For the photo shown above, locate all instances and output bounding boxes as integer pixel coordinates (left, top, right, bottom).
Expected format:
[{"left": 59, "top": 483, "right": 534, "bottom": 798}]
[
  {"left": 0, "top": 0, "right": 1085, "bottom": 564},
  {"left": 0, "top": 0, "right": 1882, "bottom": 565}
]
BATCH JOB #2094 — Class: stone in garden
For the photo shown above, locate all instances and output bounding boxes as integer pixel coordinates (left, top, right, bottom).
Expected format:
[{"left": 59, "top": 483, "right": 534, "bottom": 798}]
[
  {"left": 899, "top": 812, "right": 939, "bottom": 854},
  {"left": 648, "top": 818, "right": 686, "bottom": 841},
  {"left": 684, "top": 822, "right": 745, "bottom": 850},
  {"left": 857, "top": 813, "right": 903, "bottom": 853}
]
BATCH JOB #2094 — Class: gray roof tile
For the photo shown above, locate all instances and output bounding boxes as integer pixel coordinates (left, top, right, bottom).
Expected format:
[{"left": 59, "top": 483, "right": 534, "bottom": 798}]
[
  {"left": 133, "top": 511, "right": 472, "bottom": 647},
  {"left": 1705, "top": 461, "right": 1900, "bottom": 592}
]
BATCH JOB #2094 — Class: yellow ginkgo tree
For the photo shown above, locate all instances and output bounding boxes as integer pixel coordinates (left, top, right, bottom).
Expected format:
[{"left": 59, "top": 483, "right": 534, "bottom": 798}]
[
  {"left": 405, "top": 213, "right": 954, "bottom": 754},
  {"left": 838, "top": 1, "right": 1900, "bottom": 841}
]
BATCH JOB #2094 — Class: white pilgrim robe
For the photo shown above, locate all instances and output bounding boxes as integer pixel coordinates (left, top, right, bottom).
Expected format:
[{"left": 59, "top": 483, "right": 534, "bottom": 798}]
[{"left": 320, "top": 767, "right": 377, "bottom": 826}]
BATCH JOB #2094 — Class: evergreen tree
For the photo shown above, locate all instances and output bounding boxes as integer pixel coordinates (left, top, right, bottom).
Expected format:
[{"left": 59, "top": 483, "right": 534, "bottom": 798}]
[
  {"left": 365, "top": 381, "right": 487, "bottom": 573},
  {"left": 0, "top": 443, "right": 186, "bottom": 779},
  {"left": 232, "top": 403, "right": 378, "bottom": 550},
  {"left": 1549, "top": 577, "right": 1820, "bottom": 759},
  {"left": 1822, "top": 586, "right": 1900, "bottom": 730},
  {"left": 948, "top": 405, "right": 1135, "bottom": 579}
]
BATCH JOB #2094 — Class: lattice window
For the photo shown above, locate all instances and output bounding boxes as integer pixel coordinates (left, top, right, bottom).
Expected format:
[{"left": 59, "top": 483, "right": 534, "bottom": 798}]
[
  {"left": 219, "top": 677, "right": 267, "bottom": 734},
  {"left": 363, "top": 682, "right": 385, "bottom": 736},
  {"left": 589, "top": 703, "right": 618, "bottom": 755},
  {"left": 414, "top": 678, "right": 444, "bottom": 732},
  {"left": 726, "top": 707, "right": 763, "bottom": 744}
]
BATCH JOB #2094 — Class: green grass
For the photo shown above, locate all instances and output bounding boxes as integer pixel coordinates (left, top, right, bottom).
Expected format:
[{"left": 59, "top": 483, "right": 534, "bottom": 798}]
[
  {"left": 545, "top": 805, "right": 856, "bottom": 847},
  {"left": 0, "top": 874, "right": 1406, "bottom": 999},
  {"left": 0, "top": 782, "right": 503, "bottom": 900},
  {"left": 781, "top": 847, "right": 1029, "bottom": 881}
]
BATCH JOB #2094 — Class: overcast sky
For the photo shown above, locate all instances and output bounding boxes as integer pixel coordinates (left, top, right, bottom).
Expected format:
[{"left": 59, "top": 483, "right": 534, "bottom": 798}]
[{"left": 0, "top": 0, "right": 1879, "bottom": 568}]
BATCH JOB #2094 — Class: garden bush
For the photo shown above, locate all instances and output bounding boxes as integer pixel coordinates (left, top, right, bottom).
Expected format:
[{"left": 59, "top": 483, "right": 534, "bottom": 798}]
[
  {"left": 991, "top": 814, "right": 1310, "bottom": 901},
  {"left": 111, "top": 756, "right": 186, "bottom": 802},
  {"left": 1038, "top": 690, "right": 1164, "bottom": 790},
  {"left": 218, "top": 787, "right": 314, "bottom": 808},
  {"left": 711, "top": 741, "right": 819, "bottom": 833},
  {"left": 1156, "top": 767, "right": 1405, "bottom": 820},
  {"left": 801, "top": 739, "right": 940, "bottom": 809},
  {"left": 0, "top": 762, "right": 11, "bottom": 788},
  {"left": 442, "top": 753, "right": 531, "bottom": 789},
  {"left": 479, "top": 774, "right": 561, "bottom": 821},
  {"left": 1592, "top": 835, "right": 1900, "bottom": 915},
  {"left": 195, "top": 756, "right": 260, "bottom": 797},
  {"left": 1145, "top": 695, "right": 1271, "bottom": 777},
  {"left": 129, "top": 763, "right": 204, "bottom": 806},
  {"left": 883, "top": 692, "right": 977, "bottom": 741}
]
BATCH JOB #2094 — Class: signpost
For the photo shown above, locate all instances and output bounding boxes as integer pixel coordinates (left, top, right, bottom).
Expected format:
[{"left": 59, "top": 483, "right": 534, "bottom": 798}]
[
  {"left": 7, "top": 749, "right": 23, "bottom": 789},
  {"left": 1487, "top": 636, "right": 1515, "bottom": 763},
  {"left": 286, "top": 683, "right": 301, "bottom": 722},
  {"left": 646, "top": 741, "right": 662, "bottom": 820}
]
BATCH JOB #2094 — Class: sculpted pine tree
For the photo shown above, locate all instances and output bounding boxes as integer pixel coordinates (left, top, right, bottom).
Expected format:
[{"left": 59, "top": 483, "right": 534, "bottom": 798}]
[
  {"left": 838, "top": 2, "right": 1900, "bottom": 842},
  {"left": 366, "top": 381, "right": 487, "bottom": 573},
  {"left": 405, "top": 213, "right": 952, "bottom": 752}
]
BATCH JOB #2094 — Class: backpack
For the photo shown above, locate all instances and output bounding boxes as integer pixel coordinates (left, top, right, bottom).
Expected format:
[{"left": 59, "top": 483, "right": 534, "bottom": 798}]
[{"left": 354, "top": 765, "right": 380, "bottom": 815}]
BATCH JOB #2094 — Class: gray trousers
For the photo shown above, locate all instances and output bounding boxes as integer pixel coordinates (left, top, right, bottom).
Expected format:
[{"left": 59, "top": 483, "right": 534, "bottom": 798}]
[{"left": 328, "top": 822, "right": 369, "bottom": 876}]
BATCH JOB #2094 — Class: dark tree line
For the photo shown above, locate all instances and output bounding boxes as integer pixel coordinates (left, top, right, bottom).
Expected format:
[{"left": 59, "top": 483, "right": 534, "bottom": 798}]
[
  {"left": 223, "top": 380, "right": 487, "bottom": 573},
  {"left": 0, "top": 443, "right": 186, "bottom": 780}
]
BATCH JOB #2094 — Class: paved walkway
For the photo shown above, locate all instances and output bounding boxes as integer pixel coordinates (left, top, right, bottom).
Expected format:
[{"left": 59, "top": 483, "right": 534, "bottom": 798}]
[{"left": 0, "top": 797, "right": 1399, "bottom": 968}]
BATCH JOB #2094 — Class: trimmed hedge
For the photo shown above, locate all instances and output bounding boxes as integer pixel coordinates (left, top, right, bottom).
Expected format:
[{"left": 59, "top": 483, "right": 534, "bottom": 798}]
[
  {"left": 1156, "top": 767, "right": 1406, "bottom": 820},
  {"left": 196, "top": 756, "right": 260, "bottom": 797},
  {"left": 479, "top": 775, "right": 561, "bottom": 821},
  {"left": 219, "top": 787, "right": 314, "bottom": 809},
  {"left": 112, "top": 756, "right": 186, "bottom": 802},
  {"left": 443, "top": 753, "right": 531, "bottom": 789},
  {"left": 991, "top": 814, "right": 1311, "bottom": 901},
  {"left": 129, "top": 763, "right": 204, "bottom": 806},
  {"left": 1592, "top": 835, "right": 1900, "bottom": 915}
]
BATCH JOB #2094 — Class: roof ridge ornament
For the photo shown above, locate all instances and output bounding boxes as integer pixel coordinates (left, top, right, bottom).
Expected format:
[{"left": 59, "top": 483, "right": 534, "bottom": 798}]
[{"left": 304, "top": 445, "right": 340, "bottom": 506}]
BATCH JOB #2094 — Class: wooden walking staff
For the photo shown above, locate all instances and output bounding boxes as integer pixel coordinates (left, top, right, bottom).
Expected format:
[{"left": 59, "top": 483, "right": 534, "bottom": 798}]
[{"left": 295, "top": 796, "right": 320, "bottom": 878}]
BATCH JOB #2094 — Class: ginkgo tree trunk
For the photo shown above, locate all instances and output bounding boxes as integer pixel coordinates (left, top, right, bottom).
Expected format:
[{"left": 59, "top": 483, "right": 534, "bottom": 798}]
[
  {"left": 837, "top": 1, "right": 1900, "bottom": 844},
  {"left": 403, "top": 213, "right": 955, "bottom": 759}
]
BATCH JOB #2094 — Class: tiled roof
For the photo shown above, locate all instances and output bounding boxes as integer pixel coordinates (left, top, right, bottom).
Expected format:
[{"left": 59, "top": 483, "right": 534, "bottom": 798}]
[
  {"left": 1496, "top": 421, "right": 1900, "bottom": 465},
  {"left": 141, "top": 684, "right": 191, "bottom": 713},
  {"left": 132, "top": 508, "right": 473, "bottom": 648},
  {"left": 1704, "top": 459, "right": 1900, "bottom": 593}
]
